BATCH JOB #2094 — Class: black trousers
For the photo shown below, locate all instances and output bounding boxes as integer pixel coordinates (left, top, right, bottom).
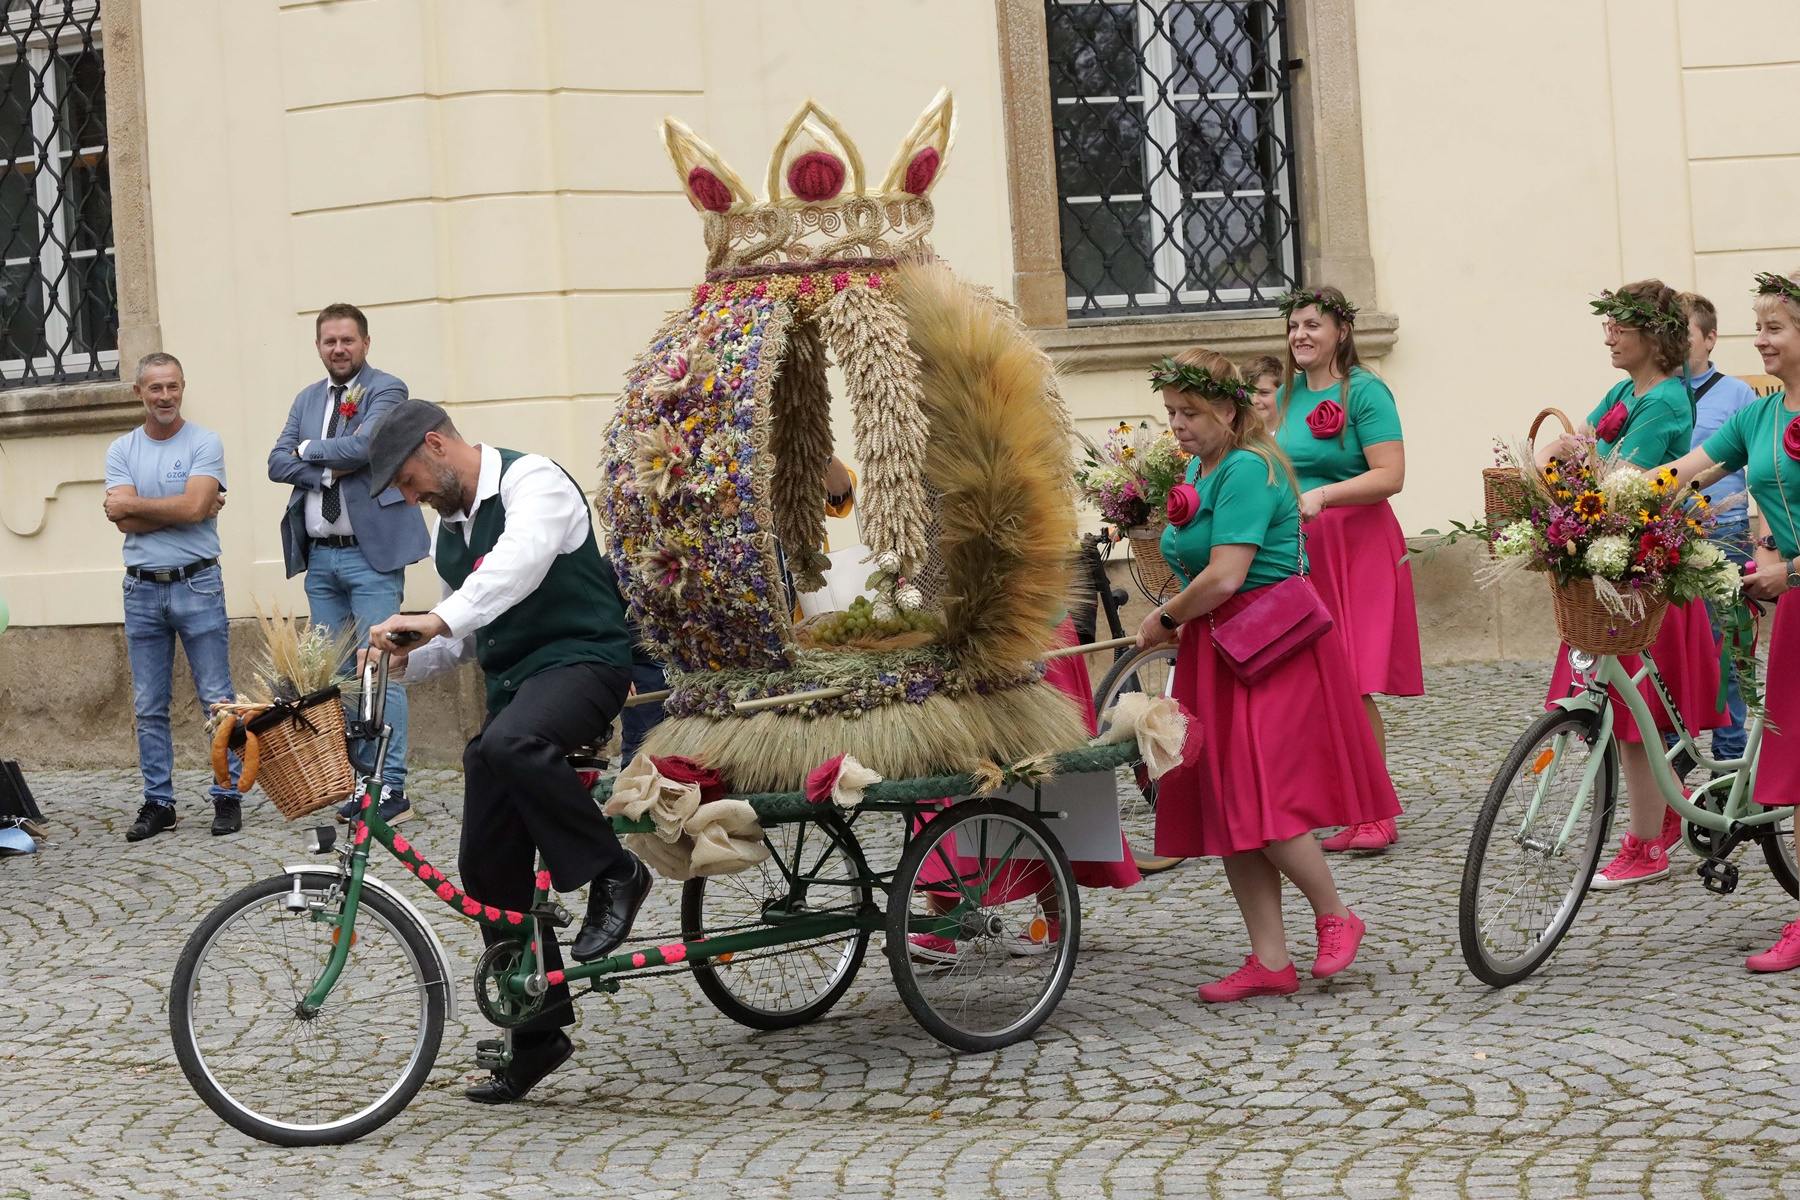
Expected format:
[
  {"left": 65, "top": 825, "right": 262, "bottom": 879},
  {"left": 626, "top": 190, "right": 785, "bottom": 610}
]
[{"left": 458, "top": 660, "right": 630, "bottom": 1035}]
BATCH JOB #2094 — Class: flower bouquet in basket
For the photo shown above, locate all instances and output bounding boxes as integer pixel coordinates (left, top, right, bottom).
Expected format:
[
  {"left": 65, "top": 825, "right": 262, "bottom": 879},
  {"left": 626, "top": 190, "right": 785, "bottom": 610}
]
[
  {"left": 208, "top": 606, "right": 362, "bottom": 820},
  {"left": 1485, "top": 438, "right": 1743, "bottom": 657},
  {"left": 1076, "top": 421, "right": 1189, "bottom": 597}
]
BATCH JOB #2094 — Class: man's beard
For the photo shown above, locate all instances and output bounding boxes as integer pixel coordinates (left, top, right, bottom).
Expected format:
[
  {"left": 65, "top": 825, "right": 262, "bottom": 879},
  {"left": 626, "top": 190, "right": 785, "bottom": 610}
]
[{"left": 421, "top": 462, "right": 465, "bottom": 517}]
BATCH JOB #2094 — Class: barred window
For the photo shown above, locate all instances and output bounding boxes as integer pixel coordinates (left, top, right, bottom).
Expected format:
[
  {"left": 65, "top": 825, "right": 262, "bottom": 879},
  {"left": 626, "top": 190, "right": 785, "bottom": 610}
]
[
  {"left": 1047, "top": 0, "right": 1299, "bottom": 318},
  {"left": 0, "top": 1, "right": 113, "bottom": 388}
]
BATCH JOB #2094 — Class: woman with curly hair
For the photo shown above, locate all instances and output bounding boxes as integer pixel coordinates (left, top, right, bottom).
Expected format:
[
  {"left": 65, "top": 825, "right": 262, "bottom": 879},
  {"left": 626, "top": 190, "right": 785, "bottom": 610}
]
[{"left": 1538, "top": 278, "right": 1724, "bottom": 889}]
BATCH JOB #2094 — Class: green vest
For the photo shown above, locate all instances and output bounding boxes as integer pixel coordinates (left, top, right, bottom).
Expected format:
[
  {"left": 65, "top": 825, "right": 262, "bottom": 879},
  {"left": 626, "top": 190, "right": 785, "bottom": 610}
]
[{"left": 435, "top": 449, "right": 633, "bottom": 714}]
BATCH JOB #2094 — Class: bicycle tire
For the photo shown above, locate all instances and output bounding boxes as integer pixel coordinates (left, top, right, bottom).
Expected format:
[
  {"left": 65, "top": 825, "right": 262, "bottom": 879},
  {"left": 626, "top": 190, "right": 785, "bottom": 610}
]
[
  {"left": 170, "top": 871, "right": 446, "bottom": 1146},
  {"left": 683, "top": 817, "right": 872, "bottom": 1030},
  {"left": 886, "top": 798, "right": 1080, "bottom": 1053},
  {"left": 1460, "top": 707, "right": 1617, "bottom": 987},
  {"left": 1762, "top": 822, "right": 1800, "bottom": 901}
]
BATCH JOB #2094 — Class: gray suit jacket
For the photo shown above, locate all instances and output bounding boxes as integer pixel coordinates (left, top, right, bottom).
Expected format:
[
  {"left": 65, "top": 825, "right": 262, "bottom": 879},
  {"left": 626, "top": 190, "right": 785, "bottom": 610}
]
[{"left": 266, "top": 363, "right": 430, "bottom": 577}]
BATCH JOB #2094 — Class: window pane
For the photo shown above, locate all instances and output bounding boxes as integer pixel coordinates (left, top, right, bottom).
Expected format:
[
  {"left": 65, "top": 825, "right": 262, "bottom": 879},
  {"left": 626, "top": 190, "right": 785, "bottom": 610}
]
[
  {"left": 1180, "top": 196, "right": 1286, "bottom": 297},
  {"left": 0, "top": 259, "right": 46, "bottom": 361},
  {"left": 1053, "top": 98, "right": 1147, "bottom": 198},
  {"left": 57, "top": 46, "right": 104, "bottom": 150},
  {"left": 1061, "top": 199, "right": 1157, "bottom": 303},
  {"left": 0, "top": 58, "right": 37, "bottom": 168},
  {"left": 1047, "top": 2, "right": 1140, "bottom": 98},
  {"left": 1166, "top": 1, "right": 1268, "bottom": 95},
  {"left": 68, "top": 243, "right": 112, "bottom": 352}
]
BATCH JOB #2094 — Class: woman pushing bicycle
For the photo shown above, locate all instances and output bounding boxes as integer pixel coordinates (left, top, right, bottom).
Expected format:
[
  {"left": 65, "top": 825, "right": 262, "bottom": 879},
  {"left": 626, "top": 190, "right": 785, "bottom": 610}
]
[{"left": 1655, "top": 269, "right": 1800, "bottom": 972}]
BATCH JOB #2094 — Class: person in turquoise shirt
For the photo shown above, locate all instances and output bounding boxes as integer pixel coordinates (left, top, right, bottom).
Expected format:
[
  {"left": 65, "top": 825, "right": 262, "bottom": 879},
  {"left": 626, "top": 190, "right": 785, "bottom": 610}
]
[
  {"left": 1271, "top": 285, "right": 1418, "bottom": 853},
  {"left": 1136, "top": 348, "right": 1397, "bottom": 1005},
  {"left": 1540, "top": 279, "right": 1723, "bottom": 893},
  {"left": 1663, "top": 268, "right": 1800, "bottom": 973}
]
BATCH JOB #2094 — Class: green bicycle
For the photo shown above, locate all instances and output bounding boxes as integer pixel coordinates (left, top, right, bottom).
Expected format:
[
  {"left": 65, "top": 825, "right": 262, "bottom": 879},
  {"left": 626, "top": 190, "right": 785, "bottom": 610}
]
[
  {"left": 169, "top": 643, "right": 1132, "bottom": 1145},
  {"left": 1459, "top": 645, "right": 1799, "bottom": 986}
]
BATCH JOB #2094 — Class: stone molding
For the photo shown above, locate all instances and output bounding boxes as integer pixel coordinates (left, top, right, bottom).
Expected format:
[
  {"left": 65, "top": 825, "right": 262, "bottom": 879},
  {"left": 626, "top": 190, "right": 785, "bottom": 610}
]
[{"left": 1038, "top": 309, "right": 1396, "bottom": 372}]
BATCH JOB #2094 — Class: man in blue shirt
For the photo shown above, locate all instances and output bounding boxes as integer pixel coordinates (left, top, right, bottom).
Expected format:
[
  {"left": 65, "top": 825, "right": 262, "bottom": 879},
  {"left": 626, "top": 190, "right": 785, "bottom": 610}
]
[
  {"left": 104, "top": 352, "right": 242, "bottom": 842},
  {"left": 1679, "top": 293, "right": 1758, "bottom": 763}
]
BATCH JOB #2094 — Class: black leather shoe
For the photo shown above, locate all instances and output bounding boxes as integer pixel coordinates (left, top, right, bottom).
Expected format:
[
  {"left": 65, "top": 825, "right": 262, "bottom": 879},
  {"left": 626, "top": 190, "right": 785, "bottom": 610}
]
[
  {"left": 126, "top": 802, "right": 175, "bottom": 843},
  {"left": 211, "top": 797, "right": 242, "bottom": 836},
  {"left": 570, "top": 855, "right": 652, "bottom": 962},
  {"left": 463, "top": 1031, "right": 573, "bottom": 1104}
]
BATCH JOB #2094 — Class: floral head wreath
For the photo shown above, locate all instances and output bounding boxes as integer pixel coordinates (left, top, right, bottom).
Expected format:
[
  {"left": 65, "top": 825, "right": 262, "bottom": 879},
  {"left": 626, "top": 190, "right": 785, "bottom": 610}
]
[
  {"left": 1589, "top": 289, "right": 1684, "bottom": 336},
  {"left": 1276, "top": 288, "right": 1358, "bottom": 325},
  {"left": 1754, "top": 271, "right": 1800, "bottom": 307},
  {"left": 1149, "top": 357, "right": 1254, "bottom": 407}
]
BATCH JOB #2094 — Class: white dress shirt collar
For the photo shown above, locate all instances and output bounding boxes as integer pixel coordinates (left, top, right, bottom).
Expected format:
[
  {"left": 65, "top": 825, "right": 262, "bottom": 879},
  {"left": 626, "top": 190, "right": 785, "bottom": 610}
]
[{"left": 441, "top": 443, "right": 503, "bottom": 529}]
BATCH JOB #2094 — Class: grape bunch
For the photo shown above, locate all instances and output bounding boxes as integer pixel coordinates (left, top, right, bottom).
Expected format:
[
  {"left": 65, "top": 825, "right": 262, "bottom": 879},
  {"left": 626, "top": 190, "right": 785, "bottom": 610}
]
[{"left": 809, "top": 596, "right": 939, "bottom": 646}]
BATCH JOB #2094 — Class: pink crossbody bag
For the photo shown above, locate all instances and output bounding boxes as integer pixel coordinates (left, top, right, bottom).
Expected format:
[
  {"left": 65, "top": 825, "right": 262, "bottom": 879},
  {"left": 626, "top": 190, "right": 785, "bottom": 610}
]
[{"left": 1207, "top": 528, "right": 1334, "bottom": 684}]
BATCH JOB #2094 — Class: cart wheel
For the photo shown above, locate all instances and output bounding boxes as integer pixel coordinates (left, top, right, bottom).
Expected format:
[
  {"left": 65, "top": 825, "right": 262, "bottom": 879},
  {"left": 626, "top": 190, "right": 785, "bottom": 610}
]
[
  {"left": 1761, "top": 816, "right": 1800, "bottom": 901},
  {"left": 169, "top": 871, "right": 446, "bottom": 1146},
  {"left": 683, "top": 816, "right": 872, "bottom": 1030},
  {"left": 887, "top": 798, "right": 1079, "bottom": 1053},
  {"left": 1093, "top": 644, "right": 1185, "bottom": 875}
]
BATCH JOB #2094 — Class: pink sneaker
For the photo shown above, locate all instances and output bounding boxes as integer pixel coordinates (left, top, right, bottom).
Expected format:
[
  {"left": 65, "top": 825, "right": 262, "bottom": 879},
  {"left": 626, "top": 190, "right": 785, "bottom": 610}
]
[
  {"left": 907, "top": 933, "right": 958, "bottom": 967},
  {"left": 1747, "top": 921, "right": 1800, "bottom": 973},
  {"left": 1589, "top": 833, "right": 1670, "bottom": 890},
  {"left": 1196, "top": 955, "right": 1300, "bottom": 1003},
  {"left": 1322, "top": 819, "right": 1397, "bottom": 853},
  {"left": 1312, "top": 910, "right": 1366, "bottom": 978},
  {"left": 1654, "top": 804, "right": 1684, "bottom": 855}
]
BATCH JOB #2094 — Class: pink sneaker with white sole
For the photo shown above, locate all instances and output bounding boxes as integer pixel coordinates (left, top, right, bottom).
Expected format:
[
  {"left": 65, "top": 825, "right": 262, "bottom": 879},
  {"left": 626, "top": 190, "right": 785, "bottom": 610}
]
[
  {"left": 1321, "top": 819, "right": 1397, "bottom": 853},
  {"left": 1747, "top": 921, "right": 1800, "bottom": 973},
  {"left": 1196, "top": 955, "right": 1299, "bottom": 1003},
  {"left": 1311, "top": 910, "right": 1366, "bottom": 978},
  {"left": 1589, "top": 833, "right": 1670, "bottom": 890}
]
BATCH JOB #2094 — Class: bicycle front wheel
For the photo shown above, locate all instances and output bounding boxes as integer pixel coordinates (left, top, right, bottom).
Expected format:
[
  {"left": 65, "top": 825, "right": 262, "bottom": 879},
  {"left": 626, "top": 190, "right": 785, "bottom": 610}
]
[
  {"left": 170, "top": 871, "right": 447, "bottom": 1146},
  {"left": 1460, "top": 707, "right": 1617, "bottom": 987}
]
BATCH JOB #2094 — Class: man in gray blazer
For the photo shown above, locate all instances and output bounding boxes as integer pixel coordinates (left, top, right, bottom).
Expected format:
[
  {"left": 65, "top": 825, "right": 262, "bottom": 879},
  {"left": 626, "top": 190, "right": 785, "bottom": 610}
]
[{"left": 268, "top": 302, "right": 429, "bottom": 823}]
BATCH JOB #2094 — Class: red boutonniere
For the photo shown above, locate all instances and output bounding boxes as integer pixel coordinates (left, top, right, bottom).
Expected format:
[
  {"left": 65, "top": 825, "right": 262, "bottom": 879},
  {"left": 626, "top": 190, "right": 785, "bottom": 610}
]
[
  {"left": 1305, "top": 399, "right": 1346, "bottom": 439},
  {"left": 1595, "top": 400, "right": 1629, "bottom": 444},
  {"left": 338, "top": 382, "right": 365, "bottom": 420}
]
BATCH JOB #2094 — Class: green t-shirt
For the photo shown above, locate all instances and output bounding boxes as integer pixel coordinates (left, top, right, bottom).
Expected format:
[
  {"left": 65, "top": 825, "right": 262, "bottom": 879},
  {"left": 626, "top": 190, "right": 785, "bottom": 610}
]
[
  {"left": 1160, "top": 449, "right": 1305, "bottom": 591},
  {"left": 1703, "top": 391, "right": 1800, "bottom": 558},
  {"left": 1274, "top": 366, "right": 1404, "bottom": 492},
  {"left": 1588, "top": 376, "right": 1692, "bottom": 467}
]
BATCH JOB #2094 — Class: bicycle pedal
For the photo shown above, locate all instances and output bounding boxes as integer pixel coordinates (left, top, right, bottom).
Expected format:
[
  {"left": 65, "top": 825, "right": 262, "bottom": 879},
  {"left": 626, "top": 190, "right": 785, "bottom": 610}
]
[
  {"left": 531, "top": 901, "right": 572, "bottom": 929},
  {"left": 474, "top": 1038, "right": 513, "bottom": 1070},
  {"left": 1697, "top": 858, "right": 1739, "bottom": 895}
]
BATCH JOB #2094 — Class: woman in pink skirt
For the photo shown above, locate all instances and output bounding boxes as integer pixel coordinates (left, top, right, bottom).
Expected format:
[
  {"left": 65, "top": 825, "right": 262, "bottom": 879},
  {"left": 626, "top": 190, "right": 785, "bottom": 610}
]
[
  {"left": 1141, "top": 348, "right": 1399, "bottom": 1003},
  {"left": 1663, "top": 268, "right": 1800, "bottom": 969},
  {"left": 1273, "top": 287, "right": 1420, "bottom": 853},
  {"left": 1539, "top": 279, "right": 1723, "bottom": 889}
]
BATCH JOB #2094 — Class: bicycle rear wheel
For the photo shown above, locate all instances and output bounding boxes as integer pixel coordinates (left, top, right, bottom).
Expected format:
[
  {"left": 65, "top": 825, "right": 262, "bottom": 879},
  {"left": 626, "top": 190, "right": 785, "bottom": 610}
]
[
  {"left": 1093, "top": 644, "right": 1184, "bottom": 874},
  {"left": 1460, "top": 707, "right": 1617, "bottom": 987},
  {"left": 170, "top": 871, "right": 446, "bottom": 1145}
]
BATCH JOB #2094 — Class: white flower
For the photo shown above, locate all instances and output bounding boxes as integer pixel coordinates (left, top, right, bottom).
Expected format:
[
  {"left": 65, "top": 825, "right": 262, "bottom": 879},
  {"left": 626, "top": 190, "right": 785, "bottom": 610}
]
[
  {"left": 1686, "top": 540, "right": 1725, "bottom": 571},
  {"left": 1699, "top": 557, "right": 1741, "bottom": 602},
  {"left": 1598, "top": 468, "right": 1652, "bottom": 510},
  {"left": 1493, "top": 520, "right": 1541, "bottom": 559},
  {"left": 1583, "top": 535, "right": 1631, "bottom": 579}
]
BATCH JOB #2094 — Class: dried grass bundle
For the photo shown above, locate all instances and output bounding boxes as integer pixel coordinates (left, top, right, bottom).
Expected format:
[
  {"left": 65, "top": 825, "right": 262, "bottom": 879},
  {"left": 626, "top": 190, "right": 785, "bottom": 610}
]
[{"left": 242, "top": 602, "right": 361, "bottom": 705}]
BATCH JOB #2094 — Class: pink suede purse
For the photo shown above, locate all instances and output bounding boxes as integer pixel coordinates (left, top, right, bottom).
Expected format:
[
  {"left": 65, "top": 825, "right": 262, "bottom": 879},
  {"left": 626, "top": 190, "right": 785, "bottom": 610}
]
[{"left": 1208, "top": 537, "right": 1333, "bottom": 684}]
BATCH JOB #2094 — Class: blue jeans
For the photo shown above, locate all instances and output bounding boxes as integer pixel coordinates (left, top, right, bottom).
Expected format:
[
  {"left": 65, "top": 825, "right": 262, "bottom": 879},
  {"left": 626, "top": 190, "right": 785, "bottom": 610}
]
[
  {"left": 619, "top": 660, "right": 667, "bottom": 763},
  {"left": 304, "top": 544, "right": 408, "bottom": 791},
  {"left": 123, "top": 564, "right": 240, "bottom": 808},
  {"left": 1707, "top": 524, "right": 1751, "bottom": 760}
]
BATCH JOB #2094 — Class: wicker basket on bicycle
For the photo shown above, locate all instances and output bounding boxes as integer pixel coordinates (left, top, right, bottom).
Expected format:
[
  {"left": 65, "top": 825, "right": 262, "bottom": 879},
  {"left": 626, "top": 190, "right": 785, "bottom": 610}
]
[
  {"left": 1549, "top": 577, "right": 1670, "bottom": 656},
  {"left": 1124, "top": 523, "right": 1179, "bottom": 601},
  {"left": 231, "top": 688, "right": 356, "bottom": 820},
  {"left": 1482, "top": 407, "right": 1574, "bottom": 555}
]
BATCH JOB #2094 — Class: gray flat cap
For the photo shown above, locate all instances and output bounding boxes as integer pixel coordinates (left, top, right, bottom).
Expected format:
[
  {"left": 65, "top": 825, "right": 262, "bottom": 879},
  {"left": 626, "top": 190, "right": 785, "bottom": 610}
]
[{"left": 366, "top": 397, "right": 451, "bottom": 494}]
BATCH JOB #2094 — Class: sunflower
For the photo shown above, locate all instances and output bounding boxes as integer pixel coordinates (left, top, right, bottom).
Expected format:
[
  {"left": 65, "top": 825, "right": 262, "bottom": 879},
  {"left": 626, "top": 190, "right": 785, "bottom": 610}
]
[{"left": 1573, "top": 491, "right": 1606, "bottom": 521}]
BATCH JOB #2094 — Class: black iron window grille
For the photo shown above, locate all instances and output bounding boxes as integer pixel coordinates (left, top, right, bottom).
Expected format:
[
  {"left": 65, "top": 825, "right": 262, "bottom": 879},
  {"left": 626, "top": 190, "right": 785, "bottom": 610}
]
[
  {"left": 1047, "top": 0, "right": 1300, "bottom": 318},
  {"left": 0, "top": 1, "right": 113, "bottom": 388}
]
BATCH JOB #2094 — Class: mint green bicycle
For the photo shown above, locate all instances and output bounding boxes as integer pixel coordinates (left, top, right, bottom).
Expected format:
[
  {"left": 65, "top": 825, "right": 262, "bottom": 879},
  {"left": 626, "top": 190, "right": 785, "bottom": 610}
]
[{"left": 1459, "top": 646, "right": 1799, "bottom": 986}]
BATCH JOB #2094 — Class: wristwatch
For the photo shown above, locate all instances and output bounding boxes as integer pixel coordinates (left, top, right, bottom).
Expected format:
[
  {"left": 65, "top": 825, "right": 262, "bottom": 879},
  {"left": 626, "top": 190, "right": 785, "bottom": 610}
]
[
  {"left": 1788, "top": 557, "right": 1800, "bottom": 590},
  {"left": 1757, "top": 534, "right": 1779, "bottom": 552},
  {"left": 1157, "top": 610, "right": 1180, "bottom": 631}
]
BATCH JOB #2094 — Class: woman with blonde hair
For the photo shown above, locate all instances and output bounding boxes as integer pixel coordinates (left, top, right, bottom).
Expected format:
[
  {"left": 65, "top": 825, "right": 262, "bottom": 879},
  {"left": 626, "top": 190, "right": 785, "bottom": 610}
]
[
  {"left": 1273, "top": 287, "right": 1420, "bottom": 853},
  {"left": 1539, "top": 279, "right": 1723, "bottom": 889},
  {"left": 1139, "top": 348, "right": 1397, "bottom": 1002}
]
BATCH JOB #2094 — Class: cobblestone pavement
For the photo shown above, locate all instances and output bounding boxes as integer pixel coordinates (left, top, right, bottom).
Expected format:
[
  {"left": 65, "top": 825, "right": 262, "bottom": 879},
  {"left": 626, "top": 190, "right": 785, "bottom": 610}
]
[{"left": 8, "top": 662, "right": 1800, "bottom": 1199}]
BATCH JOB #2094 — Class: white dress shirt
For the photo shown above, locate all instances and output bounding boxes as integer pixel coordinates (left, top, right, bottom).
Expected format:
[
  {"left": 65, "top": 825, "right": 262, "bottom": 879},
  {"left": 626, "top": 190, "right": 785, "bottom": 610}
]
[
  {"left": 300, "top": 381, "right": 355, "bottom": 538},
  {"left": 401, "top": 444, "right": 595, "bottom": 682}
]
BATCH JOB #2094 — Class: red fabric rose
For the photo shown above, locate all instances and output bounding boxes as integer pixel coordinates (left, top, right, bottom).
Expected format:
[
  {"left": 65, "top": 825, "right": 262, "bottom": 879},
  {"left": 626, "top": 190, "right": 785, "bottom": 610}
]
[
  {"left": 1166, "top": 482, "right": 1200, "bottom": 528},
  {"left": 652, "top": 755, "right": 727, "bottom": 804},
  {"left": 1785, "top": 415, "right": 1800, "bottom": 463},
  {"left": 1595, "top": 401, "right": 1629, "bottom": 444},
  {"left": 1305, "top": 400, "right": 1346, "bottom": 439},
  {"left": 805, "top": 753, "right": 846, "bottom": 806}
]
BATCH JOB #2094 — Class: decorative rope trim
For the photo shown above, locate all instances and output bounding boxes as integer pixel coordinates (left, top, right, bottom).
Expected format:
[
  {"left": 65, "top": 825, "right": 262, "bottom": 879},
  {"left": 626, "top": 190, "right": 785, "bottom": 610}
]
[
  {"left": 707, "top": 256, "right": 898, "bottom": 282},
  {"left": 818, "top": 283, "right": 932, "bottom": 576},
  {"left": 769, "top": 317, "right": 834, "bottom": 592}
]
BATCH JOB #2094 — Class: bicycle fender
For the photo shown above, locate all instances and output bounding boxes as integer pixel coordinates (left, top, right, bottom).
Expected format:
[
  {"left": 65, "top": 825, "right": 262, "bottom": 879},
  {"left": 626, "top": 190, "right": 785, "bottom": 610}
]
[
  {"left": 1550, "top": 692, "right": 1603, "bottom": 717},
  {"left": 285, "top": 864, "right": 459, "bottom": 1021}
]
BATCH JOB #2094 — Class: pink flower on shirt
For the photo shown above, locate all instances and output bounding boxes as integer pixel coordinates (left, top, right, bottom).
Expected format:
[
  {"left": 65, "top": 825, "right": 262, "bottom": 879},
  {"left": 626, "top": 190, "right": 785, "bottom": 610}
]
[{"left": 1595, "top": 401, "right": 1629, "bottom": 444}]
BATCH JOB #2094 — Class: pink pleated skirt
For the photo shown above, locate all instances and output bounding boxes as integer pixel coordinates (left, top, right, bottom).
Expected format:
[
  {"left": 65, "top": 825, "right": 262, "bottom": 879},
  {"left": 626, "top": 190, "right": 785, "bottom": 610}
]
[
  {"left": 1155, "top": 583, "right": 1401, "bottom": 859},
  {"left": 915, "top": 619, "right": 1142, "bottom": 895},
  {"left": 1755, "top": 591, "right": 1800, "bottom": 807},
  {"left": 1303, "top": 501, "right": 1424, "bottom": 698},
  {"left": 1544, "top": 597, "right": 1724, "bottom": 744}
]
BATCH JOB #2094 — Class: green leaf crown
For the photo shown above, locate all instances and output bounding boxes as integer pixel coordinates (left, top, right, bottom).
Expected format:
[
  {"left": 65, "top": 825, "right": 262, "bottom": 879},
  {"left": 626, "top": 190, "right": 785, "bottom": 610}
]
[
  {"left": 1148, "top": 357, "right": 1253, "bottom": 407},
  {"left": 1588, "top": 289, "right": 1684, "bottom": 336},
  {"left": 1275, "top": 288, "right": 1358, "bottom": 325},
  {"left": 1754, "top": 271, "right": 1800, "bottom": 307}
]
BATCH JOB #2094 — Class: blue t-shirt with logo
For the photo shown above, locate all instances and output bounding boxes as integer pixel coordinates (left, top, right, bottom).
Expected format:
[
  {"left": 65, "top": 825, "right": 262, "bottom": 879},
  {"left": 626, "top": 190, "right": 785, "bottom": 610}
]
[{"left": 104, "top": 421, "right": 226, "bottom": 569}]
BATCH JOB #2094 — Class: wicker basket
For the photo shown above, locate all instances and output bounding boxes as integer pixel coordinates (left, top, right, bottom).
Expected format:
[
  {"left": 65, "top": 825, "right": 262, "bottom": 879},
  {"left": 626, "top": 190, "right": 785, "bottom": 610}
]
[
  {"left": 247, "top": 692, "right": 356, "bottom": 821},
  {"left": 1483, "top": 407, "right": 1575, "bottom": 554},
  {"left": 1550, "top": 576, "right": 1670, "bottom": 656},
  {"left": 1125, "top": 524, "right": 1180, "bottom": 601}
]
